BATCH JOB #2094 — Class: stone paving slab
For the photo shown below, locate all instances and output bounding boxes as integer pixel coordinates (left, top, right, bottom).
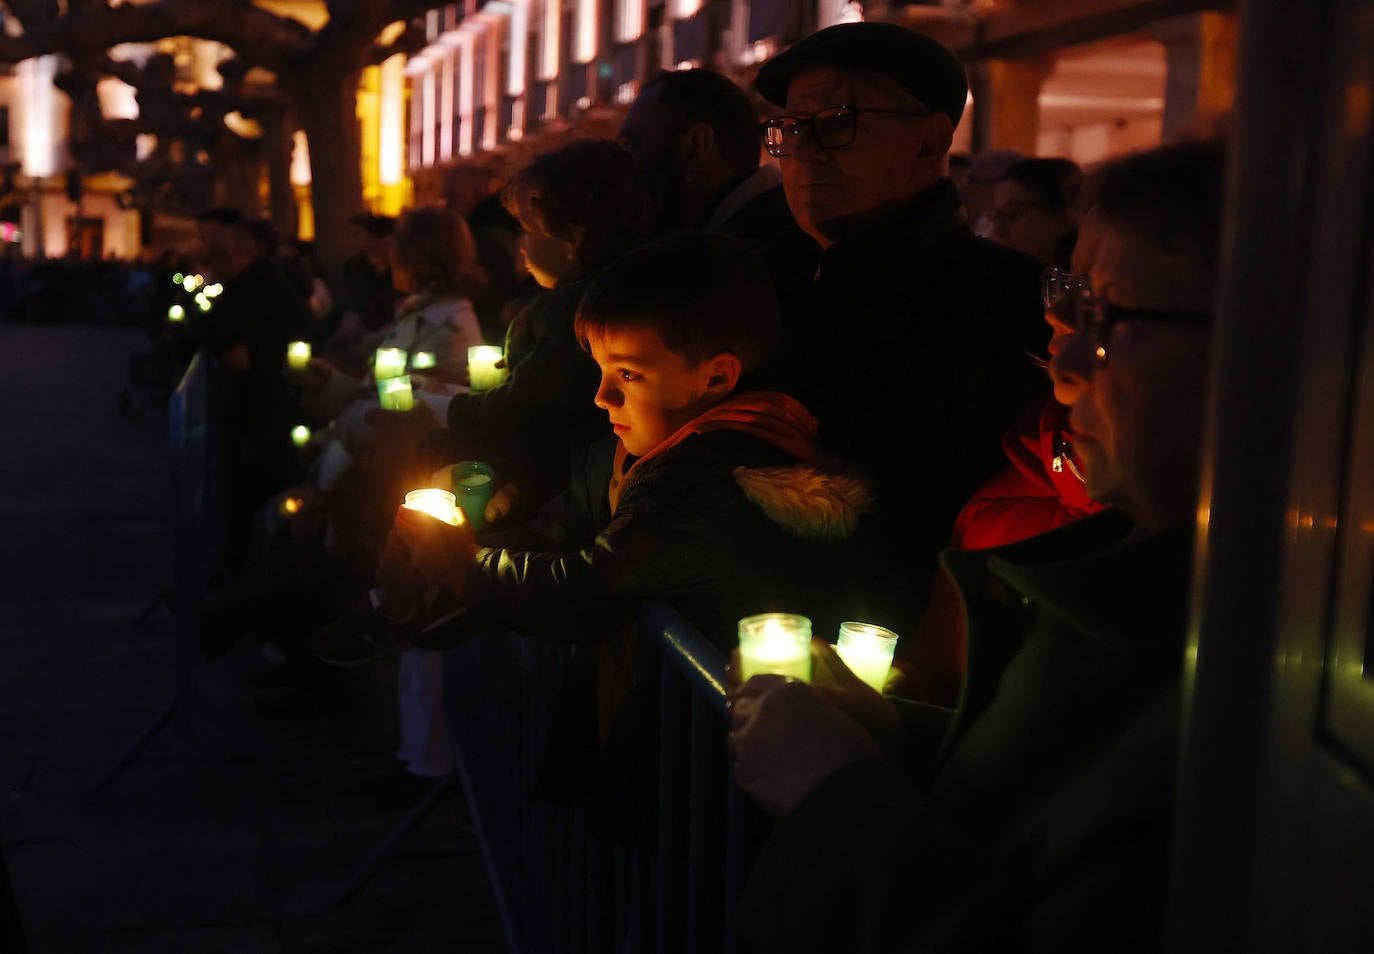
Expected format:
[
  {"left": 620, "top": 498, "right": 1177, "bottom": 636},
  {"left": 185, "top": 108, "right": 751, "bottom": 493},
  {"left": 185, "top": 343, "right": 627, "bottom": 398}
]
[{"left": 1, "top": 324, "right": 505, "bottom": 953}]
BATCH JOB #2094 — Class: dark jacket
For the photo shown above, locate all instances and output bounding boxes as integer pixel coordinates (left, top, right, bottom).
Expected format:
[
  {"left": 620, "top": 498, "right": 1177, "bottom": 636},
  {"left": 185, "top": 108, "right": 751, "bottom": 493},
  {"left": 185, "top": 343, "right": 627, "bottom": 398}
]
[
  {"left": 441, "top": 392, "right": 872, "bottom": 652},
  {"left": 439, "top": 278, "right": 608, "bottom": 514},
  {"left": 801, "top": 178, "right": 1050, "bottom": 629},
  {"left": 206, "top": 254, "right": 314, "bottom": 415},
  {"left": 740, "top": 511, "right": 1189, "bottom": 953},
  {"left": 204, "top": 256, "right": 314, "bottom": 558}
]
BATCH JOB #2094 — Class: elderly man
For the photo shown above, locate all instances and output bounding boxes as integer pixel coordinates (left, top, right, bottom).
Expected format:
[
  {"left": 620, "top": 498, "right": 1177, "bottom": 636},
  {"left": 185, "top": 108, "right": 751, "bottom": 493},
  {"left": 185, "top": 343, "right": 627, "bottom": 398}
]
[
  {"left": 729, "top": 140, "right": 1225, "bottom": 953},
  {"left": 754, "top": 23, "right": 1050, "bottom": 629}
]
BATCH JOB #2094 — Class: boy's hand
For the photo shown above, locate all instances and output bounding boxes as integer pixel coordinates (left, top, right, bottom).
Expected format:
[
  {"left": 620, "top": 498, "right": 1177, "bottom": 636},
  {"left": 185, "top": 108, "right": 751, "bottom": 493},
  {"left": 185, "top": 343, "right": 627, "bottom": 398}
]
[
  {"left": 390, "top": 505, "right": 479, "bottom": 596},
  {"left": 728, "top": 675, "right": 882, "bottom": 816},
  {"left": 483, "top": 481, "right": 520, "bottom": 526}
]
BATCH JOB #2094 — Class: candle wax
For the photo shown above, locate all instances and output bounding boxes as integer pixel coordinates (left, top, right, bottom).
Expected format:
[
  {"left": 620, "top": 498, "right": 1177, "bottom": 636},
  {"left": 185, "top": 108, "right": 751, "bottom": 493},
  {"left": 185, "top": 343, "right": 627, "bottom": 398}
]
[{"left": 834, "top": 645, "right": 893, "bottom": 693}]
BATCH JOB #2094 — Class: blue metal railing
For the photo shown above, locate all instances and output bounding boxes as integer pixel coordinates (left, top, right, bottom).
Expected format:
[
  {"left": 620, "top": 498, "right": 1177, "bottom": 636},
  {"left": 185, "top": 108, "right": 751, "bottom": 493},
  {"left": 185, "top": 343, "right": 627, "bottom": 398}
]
[
  {"left": 443, "top": 602, "right": 769, "bottom": 953},
  {"left": 88, "top": 350, "right": 290, "bottom": 803}
]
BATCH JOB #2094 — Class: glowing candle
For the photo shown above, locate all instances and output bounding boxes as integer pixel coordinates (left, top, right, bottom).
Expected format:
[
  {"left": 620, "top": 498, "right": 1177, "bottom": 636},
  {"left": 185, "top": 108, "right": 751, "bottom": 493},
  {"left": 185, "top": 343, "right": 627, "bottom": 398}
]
[
  {"left": 451, "top": 460, "right": 495, "bottom": 532},
  {"left": 167, "top": 304, "right": 185, "bottom": 323},
  {"left": 411, "top": 351, "right": 437, "bottom": 370},
  {"left": 291, "top": 424, "right": 311, "bottom": 447},
  {"left": 737, "top": 613, "right": 812, "bottom": 683},
  {"left": 467, "top": 345, "right": 507, "bottom": 391},
  {"left": 403, "top": 488, "right": 464, "bottom": 526},
  {"left": 377, "top": 375, "right": 414, "bottom": 411},
  {"left": 374, "top": 347, "right": 408, "bottom": 380},
  {"left": 834, "top": 622, "right": 899, "bottom": 693},
  {"left": 287, "top": 340, "right": 312, "bottom": 371},
  {"left": 280, "top": 496, "right": 303, "bottom": 516}
]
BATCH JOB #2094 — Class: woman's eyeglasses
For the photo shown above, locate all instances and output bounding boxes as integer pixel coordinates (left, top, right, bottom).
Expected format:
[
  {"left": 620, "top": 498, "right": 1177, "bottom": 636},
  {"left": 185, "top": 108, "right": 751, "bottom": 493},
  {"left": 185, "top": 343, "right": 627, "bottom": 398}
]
[{"left": 1042, "top": 266, "right": 1211, "bottom": 364}]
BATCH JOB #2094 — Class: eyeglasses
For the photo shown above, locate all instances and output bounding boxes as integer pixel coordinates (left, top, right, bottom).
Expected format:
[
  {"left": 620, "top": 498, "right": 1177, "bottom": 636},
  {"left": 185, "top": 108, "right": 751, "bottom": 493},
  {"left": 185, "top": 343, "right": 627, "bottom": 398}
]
[
  {"left": 759, "top": 105, "right": 931, "bottom": 158},
  {"left": 1042, "top": 266, "right": 1211, "bottom": 364}
]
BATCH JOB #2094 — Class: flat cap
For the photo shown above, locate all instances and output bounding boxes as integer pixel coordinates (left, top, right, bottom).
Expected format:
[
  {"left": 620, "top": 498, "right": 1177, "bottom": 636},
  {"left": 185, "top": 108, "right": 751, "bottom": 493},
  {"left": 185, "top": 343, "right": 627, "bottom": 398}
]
[{"left": 754, "top": 22, "right": 969, "bottom": 127}]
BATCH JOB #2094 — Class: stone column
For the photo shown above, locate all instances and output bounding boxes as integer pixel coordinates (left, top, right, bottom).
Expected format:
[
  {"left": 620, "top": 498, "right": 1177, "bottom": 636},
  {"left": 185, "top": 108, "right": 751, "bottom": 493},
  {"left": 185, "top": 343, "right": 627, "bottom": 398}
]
[
  {"left": 970, "top": 57, "right": 1055, "bottom": 155},
  {"left": 1152, "top": 11, "right": 1239, "bottom": 141}
]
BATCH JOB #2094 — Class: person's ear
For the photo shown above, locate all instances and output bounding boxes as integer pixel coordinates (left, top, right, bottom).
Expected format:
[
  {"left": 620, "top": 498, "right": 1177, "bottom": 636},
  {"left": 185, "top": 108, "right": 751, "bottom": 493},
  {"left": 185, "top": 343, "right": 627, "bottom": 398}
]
[
  {"left": 676, "top": 122, "right": 717, "bottom": 170},
  {"left": 918, "top": 114, "right": 954, "bottom": 162},
  {"left": 704, "top": 352, "right": 743, "bottom": 394}
]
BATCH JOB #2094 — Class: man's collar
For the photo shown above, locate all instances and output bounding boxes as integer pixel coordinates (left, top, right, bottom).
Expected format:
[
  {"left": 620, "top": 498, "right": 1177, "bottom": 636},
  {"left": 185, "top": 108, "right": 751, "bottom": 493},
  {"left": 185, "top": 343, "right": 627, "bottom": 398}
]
[
  {"left": 701, "top": 166, "right": 784, "bottom": 233},
  {"left": 816, "top": 177, "right": 967, "bottom": 264}
]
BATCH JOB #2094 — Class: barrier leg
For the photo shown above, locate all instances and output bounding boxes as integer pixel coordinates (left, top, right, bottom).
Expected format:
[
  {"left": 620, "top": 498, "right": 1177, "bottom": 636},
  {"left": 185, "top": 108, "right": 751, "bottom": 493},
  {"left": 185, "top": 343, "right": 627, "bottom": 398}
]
[
  {"left": 85, "top": 693, "right": 181, "bottom": 805},
  {"left": 337, "top": 772, "right": 458, "bottom": 904},
  {"left": 190, "top": 685, "right": 297, "bottom": 799}
]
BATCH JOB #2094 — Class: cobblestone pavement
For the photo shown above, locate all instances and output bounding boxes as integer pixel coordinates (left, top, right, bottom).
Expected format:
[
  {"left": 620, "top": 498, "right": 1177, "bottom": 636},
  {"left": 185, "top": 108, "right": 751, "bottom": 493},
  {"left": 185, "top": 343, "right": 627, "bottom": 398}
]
[{"left": 0, "top": 324, "right": 504, "bottom": 953}]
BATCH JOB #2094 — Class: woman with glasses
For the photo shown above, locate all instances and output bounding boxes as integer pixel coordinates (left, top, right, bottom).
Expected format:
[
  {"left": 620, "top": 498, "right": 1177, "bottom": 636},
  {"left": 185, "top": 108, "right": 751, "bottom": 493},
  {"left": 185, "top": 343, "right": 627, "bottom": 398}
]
[{"left": 987, "top": 157, "right": 1083, "bottom": 267}]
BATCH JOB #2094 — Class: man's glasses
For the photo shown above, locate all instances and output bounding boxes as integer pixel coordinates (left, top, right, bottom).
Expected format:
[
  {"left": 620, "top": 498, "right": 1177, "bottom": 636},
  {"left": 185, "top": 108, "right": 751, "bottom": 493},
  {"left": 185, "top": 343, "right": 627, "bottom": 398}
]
[
  {"left": 1042, "top": 266, "right": 1211, "bottom": 364},
  {"left": 759, "top": 105, "right": 931, "bottom": 158}
]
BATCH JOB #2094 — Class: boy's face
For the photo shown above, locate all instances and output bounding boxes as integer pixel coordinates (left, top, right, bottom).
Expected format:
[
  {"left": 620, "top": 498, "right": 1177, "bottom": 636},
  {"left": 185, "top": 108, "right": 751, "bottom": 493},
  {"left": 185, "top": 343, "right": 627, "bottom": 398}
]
[{"left": 586, "top": 325, "right": 733, "bottom": 457}]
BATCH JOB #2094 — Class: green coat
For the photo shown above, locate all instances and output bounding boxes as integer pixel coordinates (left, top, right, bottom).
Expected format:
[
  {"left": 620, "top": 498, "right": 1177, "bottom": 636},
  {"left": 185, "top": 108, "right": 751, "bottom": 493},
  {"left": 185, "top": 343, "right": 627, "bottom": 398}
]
[{"left": 739, "top": 511, "right": 1190, "bottom": 953}]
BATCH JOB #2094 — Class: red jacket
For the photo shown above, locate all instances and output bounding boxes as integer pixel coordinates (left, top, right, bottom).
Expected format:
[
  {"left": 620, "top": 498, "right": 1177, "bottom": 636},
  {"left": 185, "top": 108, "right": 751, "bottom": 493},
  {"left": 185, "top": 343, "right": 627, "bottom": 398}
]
[
  {"left": 899, "top": 399, "right": 1103, "bottom": 705},
  {"left": 951, "top": 399, "right": 1101, "bottom": 548}
]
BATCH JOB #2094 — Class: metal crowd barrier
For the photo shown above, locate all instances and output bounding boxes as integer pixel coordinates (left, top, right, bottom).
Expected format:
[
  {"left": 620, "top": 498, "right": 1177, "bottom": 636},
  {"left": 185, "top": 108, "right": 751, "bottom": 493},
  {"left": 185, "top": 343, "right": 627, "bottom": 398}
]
[
  {"left": 88, "top": 350, "right": 290, "bottom": 803},
  {"left": 443, "top": 602, "right": 770, "bottom": 954}
]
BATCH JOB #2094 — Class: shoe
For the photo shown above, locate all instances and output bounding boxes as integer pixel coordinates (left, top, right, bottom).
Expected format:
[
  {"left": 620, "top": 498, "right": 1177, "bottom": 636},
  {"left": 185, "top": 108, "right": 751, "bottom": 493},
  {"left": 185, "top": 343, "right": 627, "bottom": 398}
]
[{"left": 311, "top": 606, "right": 405, "bottom": 667}]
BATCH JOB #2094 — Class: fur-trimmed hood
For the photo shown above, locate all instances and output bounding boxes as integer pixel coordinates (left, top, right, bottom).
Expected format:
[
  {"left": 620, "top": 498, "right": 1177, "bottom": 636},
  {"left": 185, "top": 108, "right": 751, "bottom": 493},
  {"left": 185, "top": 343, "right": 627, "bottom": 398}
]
[{"left": 734, "top": 462, "right": 871, "bottom": 542}]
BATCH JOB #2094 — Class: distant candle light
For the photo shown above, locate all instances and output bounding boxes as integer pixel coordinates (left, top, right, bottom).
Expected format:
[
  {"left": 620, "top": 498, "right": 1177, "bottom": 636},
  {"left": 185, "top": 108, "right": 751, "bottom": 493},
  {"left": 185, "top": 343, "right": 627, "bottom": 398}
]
[{"left": 287, "top": 341, "right": 312, "bottom": 371}]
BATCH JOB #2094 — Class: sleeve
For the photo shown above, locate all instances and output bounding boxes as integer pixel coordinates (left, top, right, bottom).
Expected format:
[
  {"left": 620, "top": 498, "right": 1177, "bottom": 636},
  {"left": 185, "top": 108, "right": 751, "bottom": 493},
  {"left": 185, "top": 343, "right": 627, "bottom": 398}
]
[
  {"left": 460, "top": 505, "right": 710, "bottom": 644},
  {"left": 444, "top": 291, "right": 600, "bottom": 462},
  {"left": 303, "top": 367, "right": 368, "bottom": 423},
  {"left": 414, "top": 298, "right": 483, "bottom": 386},
  {"left": 736, "top": 759, "right": 970, "bottom": 954}
]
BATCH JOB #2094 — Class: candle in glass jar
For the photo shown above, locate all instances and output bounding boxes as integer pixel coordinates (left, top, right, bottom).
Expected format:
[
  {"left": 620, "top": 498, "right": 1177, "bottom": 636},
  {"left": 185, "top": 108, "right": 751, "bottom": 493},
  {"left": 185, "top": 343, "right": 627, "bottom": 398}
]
[
  {"left": 737, "top": 613, "right": 812, "bottom": 683},
  {"left": 411, "top": 351, "right": 437, "bottom": 370},
  {"left": 291, "top": 424, "right": 311, "bottom": 447},
  {"left": 451, "top": 461, "right": 495, "bottom": 532},
  {"left": 374, "top": 347, "right": 408, "bottom": 380},
  {"left": 377, "top": 375, "right": 414, "bottom": 411},
  {"left": 403, "top": 488, "right": 464, "bottom": 526},
  {"left": 834, "top": 622, "right": 900, "bottom": 693},
  {"left": 287, "top": 341, "right": 311, "bottom": 371},
  {"left": 467, "top": 345, "right": 506, "bottom": 391}
]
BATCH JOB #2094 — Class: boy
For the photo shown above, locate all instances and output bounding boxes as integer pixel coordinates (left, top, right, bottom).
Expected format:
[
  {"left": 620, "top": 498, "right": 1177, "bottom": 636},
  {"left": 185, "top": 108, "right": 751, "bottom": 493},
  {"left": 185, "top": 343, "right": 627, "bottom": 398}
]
[{"left": 324, "top": 232, "right": 870, "bottom": 659}]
